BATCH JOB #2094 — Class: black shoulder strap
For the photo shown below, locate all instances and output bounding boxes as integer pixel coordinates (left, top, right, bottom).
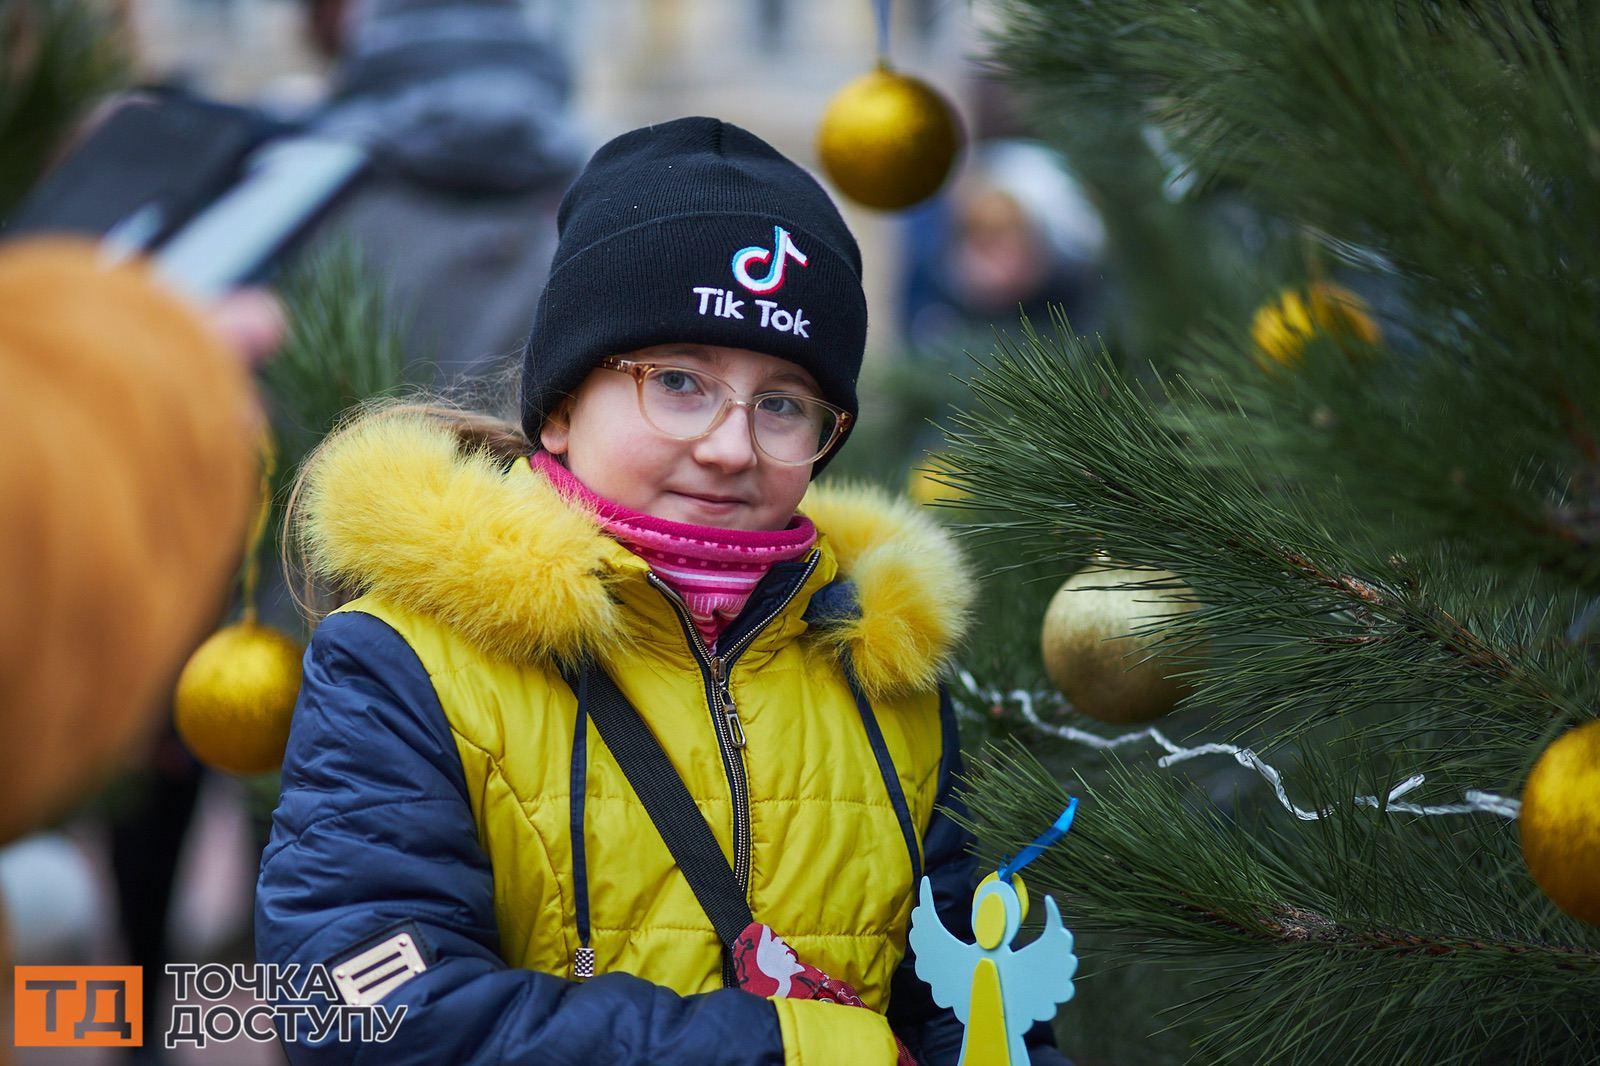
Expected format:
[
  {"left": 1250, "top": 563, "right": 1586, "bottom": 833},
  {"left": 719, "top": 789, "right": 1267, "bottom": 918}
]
[{"left": 560, "top": 659, "right": 754, "bottom": 965}]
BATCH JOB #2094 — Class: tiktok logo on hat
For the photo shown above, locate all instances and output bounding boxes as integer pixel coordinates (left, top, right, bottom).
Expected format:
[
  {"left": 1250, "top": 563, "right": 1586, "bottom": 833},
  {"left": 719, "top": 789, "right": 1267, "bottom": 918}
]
[
  {"left": 691, "top": 224, "right": 814, "bottom": 337},
  {"left": 731, "top": 225, "right": 809, "bottom": 295}
]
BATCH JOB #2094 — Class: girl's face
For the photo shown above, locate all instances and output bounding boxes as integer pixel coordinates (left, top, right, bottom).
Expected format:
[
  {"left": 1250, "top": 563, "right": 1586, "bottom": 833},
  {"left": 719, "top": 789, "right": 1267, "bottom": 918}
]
[{"left": 539, "top": 343, "right": 822, "bottom": 531}]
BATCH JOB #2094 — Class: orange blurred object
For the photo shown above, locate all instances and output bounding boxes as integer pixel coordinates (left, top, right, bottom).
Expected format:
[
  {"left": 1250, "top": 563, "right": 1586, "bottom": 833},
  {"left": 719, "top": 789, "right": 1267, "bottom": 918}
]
[{"left": 0, "top": 237, "right": 260, "bottom": 844}]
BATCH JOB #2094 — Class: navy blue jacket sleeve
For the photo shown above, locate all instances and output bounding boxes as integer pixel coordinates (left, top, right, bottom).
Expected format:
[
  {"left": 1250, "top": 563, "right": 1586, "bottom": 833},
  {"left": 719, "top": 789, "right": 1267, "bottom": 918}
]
[
  {"left": 885, "top": 686, "right": 1070, "bottom": 1066},
  {"left": 255, "top": 611, "right": 787, "bottom": 1065}
]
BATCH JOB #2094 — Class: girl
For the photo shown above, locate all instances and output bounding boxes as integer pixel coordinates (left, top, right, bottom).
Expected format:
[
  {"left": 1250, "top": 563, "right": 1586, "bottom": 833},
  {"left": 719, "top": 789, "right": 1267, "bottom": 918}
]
[{"left": 256, "top": 117, "right": 1065, "bottom": 1065}]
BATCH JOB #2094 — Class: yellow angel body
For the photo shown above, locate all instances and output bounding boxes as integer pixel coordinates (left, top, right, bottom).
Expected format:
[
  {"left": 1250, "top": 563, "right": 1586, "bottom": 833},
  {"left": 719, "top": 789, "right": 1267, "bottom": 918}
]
[{"left": 909, "top": 872, "right": 1078, "bottom": 1066}]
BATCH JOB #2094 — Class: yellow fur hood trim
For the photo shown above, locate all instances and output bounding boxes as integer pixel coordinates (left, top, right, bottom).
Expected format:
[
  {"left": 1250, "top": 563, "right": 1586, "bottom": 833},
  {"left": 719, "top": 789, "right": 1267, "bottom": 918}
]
[
  {"left": 298, "top": 412, "right": 973, "bottom": 696},
  {"left": 795, "top": 483, "right": 973, "bottom": 697}
]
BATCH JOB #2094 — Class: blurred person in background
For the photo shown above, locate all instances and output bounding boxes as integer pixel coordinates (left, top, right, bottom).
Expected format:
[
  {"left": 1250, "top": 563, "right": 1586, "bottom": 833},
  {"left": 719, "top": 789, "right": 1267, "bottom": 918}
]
[
  {"left": 900, "top": 138, "right": 1106, "bottom": 352},
  {"left": 294, "top": 0, "right": 587, "bottom": 383}
]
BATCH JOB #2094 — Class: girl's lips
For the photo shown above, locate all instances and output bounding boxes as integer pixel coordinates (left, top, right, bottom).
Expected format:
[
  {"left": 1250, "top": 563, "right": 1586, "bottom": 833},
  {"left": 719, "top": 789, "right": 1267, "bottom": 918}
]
[{"left": 672, "top": 491, "right": 746, "bottom": 509}]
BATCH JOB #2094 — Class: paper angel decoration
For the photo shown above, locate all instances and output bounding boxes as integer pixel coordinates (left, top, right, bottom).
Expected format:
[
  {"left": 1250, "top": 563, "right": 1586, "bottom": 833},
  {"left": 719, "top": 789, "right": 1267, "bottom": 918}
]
[{"left": 909, "top": 800, "right": 1080, "bottom": 1066}]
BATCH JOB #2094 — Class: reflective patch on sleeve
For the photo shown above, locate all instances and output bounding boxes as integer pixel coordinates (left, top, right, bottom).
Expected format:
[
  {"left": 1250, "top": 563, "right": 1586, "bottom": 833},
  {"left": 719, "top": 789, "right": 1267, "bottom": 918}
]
[{"left": 329, "top": 927, "right": 429, "bottom": 1006}]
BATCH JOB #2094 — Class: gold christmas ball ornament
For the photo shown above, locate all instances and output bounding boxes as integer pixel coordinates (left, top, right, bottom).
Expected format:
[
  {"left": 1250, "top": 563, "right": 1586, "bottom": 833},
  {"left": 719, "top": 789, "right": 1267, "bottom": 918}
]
[
  {"left": 1040, "top": 565, "right": 1201, "bottom": 724},
  {"left": 1520, "top": 720, "right": 1600, "bottom": 926},
  {"left": 907, "top": 453, "right": 969, "bottom": 506},
  {"left": 816, "top": 64, "right": 962, "bottom": 211},
  {"left": 174, "top": 622, "right": 304, "bottom": 775},
  {"left": 1250, "top": 281, "right": 1381, "bottom": 369}
]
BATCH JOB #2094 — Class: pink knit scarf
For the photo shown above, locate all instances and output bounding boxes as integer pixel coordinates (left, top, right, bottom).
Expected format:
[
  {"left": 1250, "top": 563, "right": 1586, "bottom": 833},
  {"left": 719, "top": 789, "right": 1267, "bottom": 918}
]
[{"left": 529, "top": 451, "right": 817, "bottom": 650}]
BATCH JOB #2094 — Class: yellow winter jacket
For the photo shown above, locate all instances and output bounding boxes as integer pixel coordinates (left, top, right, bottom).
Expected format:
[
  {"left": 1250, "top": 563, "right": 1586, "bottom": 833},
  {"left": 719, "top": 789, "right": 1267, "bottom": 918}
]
[{"left": 259, "top": 413, "right": 977, "bottom": 1064}]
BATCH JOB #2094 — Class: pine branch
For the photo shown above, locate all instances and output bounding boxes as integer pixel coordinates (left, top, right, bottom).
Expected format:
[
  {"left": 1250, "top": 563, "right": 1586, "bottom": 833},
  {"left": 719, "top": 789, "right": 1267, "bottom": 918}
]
[
  {"left": 258, "top": 244, "right": 413, "bottom": 602},
  {"left": 958, "top": 741, "right": 1600, "bottom": 1064},
  {"left": 262, "top": 243, "right": 412, "bottom": 472},
  {"left": 965, "top": 4, "right": 1600, "bottom": 1060},
  {"left": 993, "top": 0, "right": 1600, "bottom": 592},
  {"left": 1172, "top": 317, "right": 1600, "bottom": 596},
  {"left": 942, "top": 318, "right": 1594, "bottom": 784}
]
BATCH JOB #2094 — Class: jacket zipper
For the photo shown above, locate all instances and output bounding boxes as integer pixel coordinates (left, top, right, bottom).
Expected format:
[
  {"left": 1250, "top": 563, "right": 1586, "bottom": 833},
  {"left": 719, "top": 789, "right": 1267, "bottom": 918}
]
[{"left": 646, "top": 549, "right": 822, "bottom": 893}]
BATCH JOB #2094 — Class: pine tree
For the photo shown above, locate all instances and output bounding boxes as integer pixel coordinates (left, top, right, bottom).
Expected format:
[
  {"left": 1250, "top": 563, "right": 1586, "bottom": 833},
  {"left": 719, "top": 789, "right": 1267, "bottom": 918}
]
[{"left": 939, "top": 3, "right": 1600, "bottom": 1062}]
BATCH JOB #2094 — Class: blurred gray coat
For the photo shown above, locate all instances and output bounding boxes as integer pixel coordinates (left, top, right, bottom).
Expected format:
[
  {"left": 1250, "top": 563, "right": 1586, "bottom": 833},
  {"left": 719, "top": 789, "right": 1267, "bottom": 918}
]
[{"left": 304, "top": 0, "right": 588, "bottom": 383}]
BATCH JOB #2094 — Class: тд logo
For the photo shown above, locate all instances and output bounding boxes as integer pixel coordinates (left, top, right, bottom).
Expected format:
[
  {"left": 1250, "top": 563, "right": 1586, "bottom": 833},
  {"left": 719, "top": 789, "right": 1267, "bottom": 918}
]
[
  {"left": 731, "top": 226, "right": 809, "bottom": 295},
  {"left": 14, "top": 966, "right": 143, "bottom": 1047}
]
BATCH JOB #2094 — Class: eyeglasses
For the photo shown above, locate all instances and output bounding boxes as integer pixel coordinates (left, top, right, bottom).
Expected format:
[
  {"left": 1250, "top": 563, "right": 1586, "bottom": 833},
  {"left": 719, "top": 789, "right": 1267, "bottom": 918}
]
[{"left": 597, "top": 357, "right": 852, "bottom": 466}]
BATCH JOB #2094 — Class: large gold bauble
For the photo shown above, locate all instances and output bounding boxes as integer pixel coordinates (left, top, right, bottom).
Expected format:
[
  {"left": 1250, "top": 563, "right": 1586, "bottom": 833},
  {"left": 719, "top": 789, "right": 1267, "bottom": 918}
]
[
  {"left": 1250, "top": 281, "right": 1380, "bottom": 368},
  {"left": 1520, "top": 720, "right": 1600, "bottom": 926},
  {"left": 816, "top": 65, "right": 962, "bottom": 211},
  {"left": 173, "top": 622, "right": 303, "bottom": 775},
  {"left": 1040, "top": 565, "right": 1200, "bottom": 724}
]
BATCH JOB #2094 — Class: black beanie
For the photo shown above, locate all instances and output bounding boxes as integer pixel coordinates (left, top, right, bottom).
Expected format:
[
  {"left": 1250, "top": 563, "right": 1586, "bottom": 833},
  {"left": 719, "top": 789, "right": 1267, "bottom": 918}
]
[{"left": 520, "top": 116, "right": 867, "bottom": 476}]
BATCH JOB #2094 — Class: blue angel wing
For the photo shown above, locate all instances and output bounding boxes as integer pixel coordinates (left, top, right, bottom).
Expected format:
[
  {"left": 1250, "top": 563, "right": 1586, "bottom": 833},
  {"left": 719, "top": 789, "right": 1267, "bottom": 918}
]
[
  {"left": 1004, "top": 894, "right": 1079, "bottom": 1026},
  {"left": 907, "top": 875, "right": 979, "bottom": 1022}
]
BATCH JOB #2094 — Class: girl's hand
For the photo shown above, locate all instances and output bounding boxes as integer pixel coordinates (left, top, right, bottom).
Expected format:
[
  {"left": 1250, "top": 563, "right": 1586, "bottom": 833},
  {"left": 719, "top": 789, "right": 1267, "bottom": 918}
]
[
  {"left": 732, "top": 921, "right": 918, "bottom": 1065},
  {"left": 205, "top": 288, "right": 287, "bottom": 368}
]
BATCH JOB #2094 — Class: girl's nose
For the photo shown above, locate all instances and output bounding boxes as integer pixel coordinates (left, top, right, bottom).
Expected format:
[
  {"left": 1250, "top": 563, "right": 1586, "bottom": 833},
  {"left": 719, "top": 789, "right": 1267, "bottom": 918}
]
[{"left": 692, "top": 403, "right": 760, "bottom": 472}]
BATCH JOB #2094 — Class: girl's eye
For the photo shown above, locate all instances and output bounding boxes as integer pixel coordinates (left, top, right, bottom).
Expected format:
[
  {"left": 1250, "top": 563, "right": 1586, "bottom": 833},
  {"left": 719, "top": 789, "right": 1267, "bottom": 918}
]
[
  {"left": 656, "top": 369, "right": 707, "bottom": 395},
  {"left": 757, "top": 395, "right": 807, "bottom": 418}
]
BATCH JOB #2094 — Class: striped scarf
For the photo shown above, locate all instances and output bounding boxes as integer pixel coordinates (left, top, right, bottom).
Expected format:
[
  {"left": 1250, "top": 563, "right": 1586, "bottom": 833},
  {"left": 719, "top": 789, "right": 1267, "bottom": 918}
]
[{"left": 529, "top": 451, "right": 817, "bottom": 651}]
